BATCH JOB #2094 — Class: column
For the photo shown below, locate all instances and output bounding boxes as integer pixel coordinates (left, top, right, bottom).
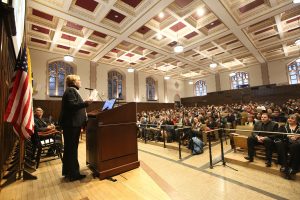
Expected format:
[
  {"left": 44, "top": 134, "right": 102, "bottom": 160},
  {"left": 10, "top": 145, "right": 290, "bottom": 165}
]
[{"left": 215, "top": 73, "right": 221, "bottom": 91}]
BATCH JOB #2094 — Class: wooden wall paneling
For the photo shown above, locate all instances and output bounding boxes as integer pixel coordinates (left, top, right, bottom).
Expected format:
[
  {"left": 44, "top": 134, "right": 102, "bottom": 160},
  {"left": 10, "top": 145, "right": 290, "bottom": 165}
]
[
  {"left": 181, "top": 85, "right": 300, "bottom": 106},
  {"left": 32, "top": 100, "right": 175, "bottom": 120},
  {"left": 0, "top": 7, "right": 18, "bottom": 183}
]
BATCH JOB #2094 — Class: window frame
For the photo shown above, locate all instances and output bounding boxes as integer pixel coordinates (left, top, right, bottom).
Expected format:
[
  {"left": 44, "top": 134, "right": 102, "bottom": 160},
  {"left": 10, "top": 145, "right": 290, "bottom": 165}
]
[
  {"left": 230, "top": 71, "right": 249, "bottom": 89},
  {"left": 47, "top": 60, "right": 75, "bottom": 97},
  {"left": 194, "top": 80, "right": 207, "bottom": 96},
  {"left": 287, "top": 59, "right": 300, "bottom": 85},
  {"left": 146, "top": 77, "right": 157, "bottom": 101},
  {"left": 107, "top": 70, "right": 125, "bottom": 100}
]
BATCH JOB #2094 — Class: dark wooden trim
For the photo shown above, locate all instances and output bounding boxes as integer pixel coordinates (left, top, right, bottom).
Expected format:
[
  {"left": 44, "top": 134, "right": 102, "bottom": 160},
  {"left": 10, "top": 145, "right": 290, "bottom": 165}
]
[
  {"left": 181, "top": 84, "right": 300, "bottom": 106},
  {"left": 0, "top": 8, "right": 17, "bottom": 183}
]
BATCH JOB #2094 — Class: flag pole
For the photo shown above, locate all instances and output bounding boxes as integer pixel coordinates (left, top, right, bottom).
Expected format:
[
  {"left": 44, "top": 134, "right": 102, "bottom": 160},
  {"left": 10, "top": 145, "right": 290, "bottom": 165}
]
[{"left": 18, "top": 137, "right": 25, "bottom": 179}]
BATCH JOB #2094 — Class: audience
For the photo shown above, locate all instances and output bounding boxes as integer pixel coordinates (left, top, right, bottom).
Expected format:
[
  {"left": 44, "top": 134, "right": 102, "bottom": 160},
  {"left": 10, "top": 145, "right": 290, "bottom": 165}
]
[
  {"left": 136, "top": 98, "right": 300, "bottom": 178},
  {"left": 275, "top": 114, "right": 300, "bottom": 179}
]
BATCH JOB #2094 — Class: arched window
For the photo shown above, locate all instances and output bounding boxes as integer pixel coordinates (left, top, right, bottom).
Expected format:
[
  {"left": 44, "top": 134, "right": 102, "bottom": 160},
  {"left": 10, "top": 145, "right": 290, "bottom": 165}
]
[
  {"left": 230, "top": 72, "right": 249, "bottom": 89},
  {"left": 48, "top": 61, "right": 74, "bottom": 97},
  {"left": 108, "top": 71, "right": 124, "bottom": 99},
  {"left": 194, "top": 80, "right": 207, "bottom": 96},
  {"left": 146, "top": 77, "right": 156, "bottom": 100},
  {"left": 287, "top": 60, "right": 300, "bottom": 84}
]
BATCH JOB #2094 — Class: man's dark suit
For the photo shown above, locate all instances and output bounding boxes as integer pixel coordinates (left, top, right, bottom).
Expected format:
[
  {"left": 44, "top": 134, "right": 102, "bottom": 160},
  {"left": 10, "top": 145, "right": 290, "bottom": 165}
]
[
  {"left": 59, "top": 85, "right": 89, "bottom": 178},
  {"left": 247, "top": 120, "right": 278, "bottom": 163}
]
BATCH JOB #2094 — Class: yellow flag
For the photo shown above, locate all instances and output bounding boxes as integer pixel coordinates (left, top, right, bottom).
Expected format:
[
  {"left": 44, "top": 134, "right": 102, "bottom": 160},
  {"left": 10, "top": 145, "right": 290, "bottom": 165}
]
[{"left": 26, "top": 46, "right": 33, "bottom": 87}]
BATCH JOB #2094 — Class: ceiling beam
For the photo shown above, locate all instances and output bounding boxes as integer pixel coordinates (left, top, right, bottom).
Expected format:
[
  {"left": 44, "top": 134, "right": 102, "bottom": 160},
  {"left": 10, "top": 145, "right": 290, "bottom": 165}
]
[
  {"left": 203, "top": 0, "right": 266, "bottom": 64},
  {"left": 269, "top": 0, "right": 288, "bottom": 57},
  {"left": 28, "top": 1, "right": 120, "bottom": 37},
  {"left": 49, "top": 19, "right": 64, "bottom": 51},
  {"left": 239, "top": 2, "right": 296, "bottom": 29},
  {"left": 91, "top": 0, "right": 174, "bottom": 62}
]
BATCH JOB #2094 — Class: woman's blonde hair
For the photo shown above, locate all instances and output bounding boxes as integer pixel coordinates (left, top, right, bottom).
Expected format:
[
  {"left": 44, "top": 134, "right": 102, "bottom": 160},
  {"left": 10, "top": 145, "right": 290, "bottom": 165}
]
[
  {"left": 288, "top": 114, "right": 297, "bottom": 120},
  {"left": 66, "top": 75, "right": 80, "bottom": 87}
]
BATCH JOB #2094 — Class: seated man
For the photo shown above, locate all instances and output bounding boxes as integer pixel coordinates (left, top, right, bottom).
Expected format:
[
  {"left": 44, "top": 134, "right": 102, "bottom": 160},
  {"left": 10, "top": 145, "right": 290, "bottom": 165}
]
[
  {"left": 34, "top": 107, "right": 56, "bottom": 133},
  {"left": 33, "top": 107, "right": 62, "bottom": 156},
  {"left": 245, "top": 113, "right": 278, "bottom": 167}
]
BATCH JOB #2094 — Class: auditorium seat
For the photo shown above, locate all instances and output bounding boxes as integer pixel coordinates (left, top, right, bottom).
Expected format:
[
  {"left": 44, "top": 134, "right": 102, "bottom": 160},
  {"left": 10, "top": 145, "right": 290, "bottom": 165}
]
[{"left": 230, "top": 125, "right": 253, "bottom": 152}]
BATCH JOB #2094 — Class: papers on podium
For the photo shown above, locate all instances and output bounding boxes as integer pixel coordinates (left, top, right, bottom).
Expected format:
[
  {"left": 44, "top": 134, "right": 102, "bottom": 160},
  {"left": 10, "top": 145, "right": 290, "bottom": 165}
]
[{"left": 88, "top": 89, "right": 98, "bottom": 101}]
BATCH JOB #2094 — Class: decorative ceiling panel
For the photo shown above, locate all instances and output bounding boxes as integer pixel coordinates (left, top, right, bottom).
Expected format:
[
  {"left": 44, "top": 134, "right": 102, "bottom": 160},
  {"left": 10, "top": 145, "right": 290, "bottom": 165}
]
[{"left": 27, "top": 0, "right": 300, "bottom": 80}]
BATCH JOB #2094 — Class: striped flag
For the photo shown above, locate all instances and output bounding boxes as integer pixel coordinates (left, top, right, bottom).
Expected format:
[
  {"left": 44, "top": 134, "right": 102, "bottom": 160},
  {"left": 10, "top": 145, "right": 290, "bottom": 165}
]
[{"left": 4, "top": 46, "right": 34, "bottom": 139}]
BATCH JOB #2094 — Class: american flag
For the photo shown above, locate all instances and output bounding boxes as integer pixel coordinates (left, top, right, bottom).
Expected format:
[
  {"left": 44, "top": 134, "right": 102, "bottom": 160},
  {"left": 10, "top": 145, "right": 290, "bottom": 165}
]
[{"left": 4, "top": 46, "right": 34, "bottom": 139}]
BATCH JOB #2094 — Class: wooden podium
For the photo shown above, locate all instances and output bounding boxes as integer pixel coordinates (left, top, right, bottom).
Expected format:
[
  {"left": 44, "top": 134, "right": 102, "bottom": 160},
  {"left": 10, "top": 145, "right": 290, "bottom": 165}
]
[{"left": 86, "top": 102, "right": 140, "bottom": 180}]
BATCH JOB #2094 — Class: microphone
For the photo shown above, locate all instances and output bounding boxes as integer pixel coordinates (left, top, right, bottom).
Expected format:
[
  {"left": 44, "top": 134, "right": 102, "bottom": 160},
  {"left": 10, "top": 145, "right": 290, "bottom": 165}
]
[{"left": 85, "top": 87, "right": 95, "bottom": 90}]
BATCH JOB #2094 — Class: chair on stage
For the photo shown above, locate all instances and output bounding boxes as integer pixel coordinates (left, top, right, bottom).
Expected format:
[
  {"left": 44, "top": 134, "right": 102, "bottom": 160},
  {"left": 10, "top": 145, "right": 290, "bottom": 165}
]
[{"left": 35, "top": 129, "right": 63, "bottom": 168}]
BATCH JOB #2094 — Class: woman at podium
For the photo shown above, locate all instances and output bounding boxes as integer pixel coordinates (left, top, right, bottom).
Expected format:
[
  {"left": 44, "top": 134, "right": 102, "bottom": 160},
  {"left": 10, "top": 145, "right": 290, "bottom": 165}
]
[{"left": 59, "top": 75, "right": 91, "bottom": 181}]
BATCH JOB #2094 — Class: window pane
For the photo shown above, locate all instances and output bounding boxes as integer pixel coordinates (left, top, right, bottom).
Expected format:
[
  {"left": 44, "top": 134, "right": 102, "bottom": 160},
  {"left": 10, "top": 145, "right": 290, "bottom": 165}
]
[
  {"left": 230, "top": 72, "right": 249, "bottom": 89},
  {"left": 49, "top": 90, "right": 56, "bottom": 96},
  {"left": 49, "top": 82, "right": 55, "bottom": 90},
  {"left": 291, "top": 79, "right": 297, "bottom": 84},
  {"left": 108, "top": 71, "right": 123, "bottom": 99},
  {"left": 287, "top": 60, "right": 300, "bottom": 84},
  {"left": 48, "top": 61, "right": 73, "bottom": 97}
]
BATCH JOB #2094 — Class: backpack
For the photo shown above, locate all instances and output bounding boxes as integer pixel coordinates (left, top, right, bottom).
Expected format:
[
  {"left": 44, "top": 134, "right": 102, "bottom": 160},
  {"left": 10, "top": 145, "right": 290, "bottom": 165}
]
[{"left": 188, "top": 137, "right": 204, "bottom": 155}]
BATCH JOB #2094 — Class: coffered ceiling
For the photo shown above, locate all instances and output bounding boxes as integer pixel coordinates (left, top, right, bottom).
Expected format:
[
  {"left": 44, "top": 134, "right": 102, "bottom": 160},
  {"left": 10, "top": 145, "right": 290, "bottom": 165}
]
[{"left": 26, "top": 0, "right": 300, "bottom": 80}]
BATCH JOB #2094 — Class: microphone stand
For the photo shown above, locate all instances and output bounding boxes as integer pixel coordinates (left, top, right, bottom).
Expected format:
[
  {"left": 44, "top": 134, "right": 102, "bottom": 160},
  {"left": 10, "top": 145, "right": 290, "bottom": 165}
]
[{"left": 97, "top": 92, "right": 104, "bottom": 102}]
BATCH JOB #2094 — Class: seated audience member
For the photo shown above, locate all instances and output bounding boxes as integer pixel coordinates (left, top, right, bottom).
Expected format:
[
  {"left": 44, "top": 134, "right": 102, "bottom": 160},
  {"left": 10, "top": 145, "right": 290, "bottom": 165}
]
[
  {"left": 206, "top": 116, "right": 218, "bottom": 129},
  {"left": 191, "top": 117, "right": 202, "bottom": 138},
  {"left": 33, "top": 107, "right": 61, "bottom": 156},
  {"left": 245, "top": 115, "right": 255, "bottom": 126},
  {"left": 245, "top": 113, "right": 278, "bottom": 167},
  {"left": 272, "top": 109, "right": 287, "bottom": 123},
  {"left": 34, "top": 107, "right": 56, "bottom": 132},
  {"left": 275, "top": 114, "right": 300, "bottom": 179},
  {"left": 254, "top": 112, "right": 262, "bottom": 123},
  {"left": 161, "top": 115, "right": 174, "bottom": 142}
]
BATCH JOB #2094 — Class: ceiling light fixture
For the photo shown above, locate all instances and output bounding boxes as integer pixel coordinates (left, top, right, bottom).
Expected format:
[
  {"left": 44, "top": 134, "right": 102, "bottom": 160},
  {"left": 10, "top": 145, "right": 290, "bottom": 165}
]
[
  {"left": 64, "top": 55, "right": 74, "bottom": 62},
  {"left": 295, "top": 39, "right": 300, "bottom": 46},
  {"left": 156, "top": 33, "right": 163, "bottom": 40},
  {"left": 209, "top": 56, "right": 217, "bottom": 68},
  {"left": 159, "top": 12, "right": 164, "bottom": 18},
  {"left": 127, "top": 67, "right": 134, "bottom": 73},
  {"left": 188, "top": 80, "right": 193, "bottom": 85},
  {"left": 174, "top": 44, "right": 183, "bottom": 53},
  {"left": 64, "top": 38, "right": 74, "bottom": 62},
  {"left": 174, "top": 23, "right": 183, "bottom": 53},
  {"left": 196, "top": 8, "right": 205, "bottom": 16},
  {"left": 293, "top": 0, "right": 300, "bottom": 3},
  {"left": 209, "top": 63, "right": 217, "bottom": 68},
  {"left": 127, "top": 57, "right": 134, "bottom": 73}
]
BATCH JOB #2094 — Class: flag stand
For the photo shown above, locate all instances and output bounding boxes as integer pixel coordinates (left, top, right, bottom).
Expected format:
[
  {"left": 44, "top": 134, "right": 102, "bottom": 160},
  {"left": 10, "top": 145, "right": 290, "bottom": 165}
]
[
  {"left": 1, "top": 137, "right": 37, "bottom": 188},
  {"left": 18, "top": 137, "right": 37, "bottom": 180}
]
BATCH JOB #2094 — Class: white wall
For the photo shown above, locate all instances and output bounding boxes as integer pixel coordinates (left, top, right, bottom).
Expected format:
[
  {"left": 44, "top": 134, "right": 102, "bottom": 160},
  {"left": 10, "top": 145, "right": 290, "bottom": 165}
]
[
  {"left": 268, "top": 59, "right": 293, "bottom": 85},
  {"left": 30, "top": 49, "right": 90, "bottom": 100},
  {"left": 165, "top": 78, "right": 185, "bottom": 103}
]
